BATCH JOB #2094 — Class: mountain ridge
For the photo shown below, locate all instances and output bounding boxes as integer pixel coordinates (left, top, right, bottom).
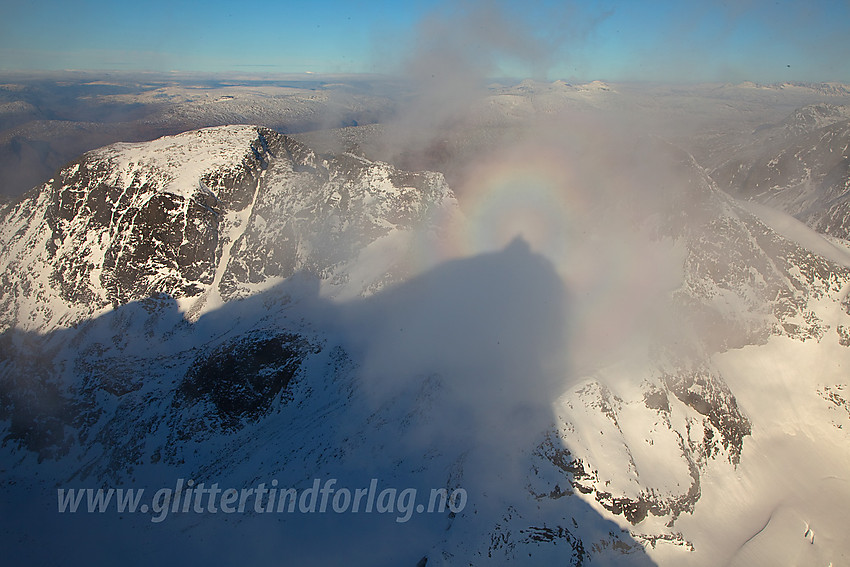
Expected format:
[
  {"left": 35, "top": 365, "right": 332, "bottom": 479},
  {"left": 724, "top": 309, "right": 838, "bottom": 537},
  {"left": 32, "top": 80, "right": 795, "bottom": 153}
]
[
  {"left": 0, "top": 124, "right": 457, "bottom": 334},
  {"left": 2, "top": 124, "right": 850, "bottom": 565}
]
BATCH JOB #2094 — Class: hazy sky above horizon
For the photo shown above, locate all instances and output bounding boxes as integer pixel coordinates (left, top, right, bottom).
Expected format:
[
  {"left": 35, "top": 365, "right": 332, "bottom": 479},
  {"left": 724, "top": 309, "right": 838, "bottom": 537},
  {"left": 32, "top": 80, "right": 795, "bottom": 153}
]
[{"left": 1, "top": 0, "right": 848, "bottom": 83}]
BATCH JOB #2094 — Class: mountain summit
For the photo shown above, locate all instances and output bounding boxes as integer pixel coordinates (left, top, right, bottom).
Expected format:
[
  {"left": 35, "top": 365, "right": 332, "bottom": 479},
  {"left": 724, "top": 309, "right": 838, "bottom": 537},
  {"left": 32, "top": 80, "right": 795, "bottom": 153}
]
[{"left": 0, "top": 125, "right": 457, "bottom": 332}]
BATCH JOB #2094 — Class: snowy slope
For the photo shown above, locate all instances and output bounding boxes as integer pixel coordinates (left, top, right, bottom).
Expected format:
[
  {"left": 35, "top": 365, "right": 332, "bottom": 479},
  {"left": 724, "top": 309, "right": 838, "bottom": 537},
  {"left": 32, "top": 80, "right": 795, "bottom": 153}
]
[{"left": 2, "top": 125, "right": 850, "bottom": 566}]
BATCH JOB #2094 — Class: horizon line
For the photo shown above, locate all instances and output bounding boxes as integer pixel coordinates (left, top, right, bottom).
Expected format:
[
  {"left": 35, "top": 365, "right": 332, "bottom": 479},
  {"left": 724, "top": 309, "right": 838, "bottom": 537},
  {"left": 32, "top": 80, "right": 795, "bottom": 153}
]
[{"left": 0, "top": 68, "right": 848, "bottom": 88}]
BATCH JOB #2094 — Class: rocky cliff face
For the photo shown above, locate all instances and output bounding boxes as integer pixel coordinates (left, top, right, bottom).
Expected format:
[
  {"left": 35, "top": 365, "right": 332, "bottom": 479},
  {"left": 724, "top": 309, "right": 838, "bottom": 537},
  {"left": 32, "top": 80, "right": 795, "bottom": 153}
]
[{"left": 0, "top": 125, "right": 456, "bottom": 333}]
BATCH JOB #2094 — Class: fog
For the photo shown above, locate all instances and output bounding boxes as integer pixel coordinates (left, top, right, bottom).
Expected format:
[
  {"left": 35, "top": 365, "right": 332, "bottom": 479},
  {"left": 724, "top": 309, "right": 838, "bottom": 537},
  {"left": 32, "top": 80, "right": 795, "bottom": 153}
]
[
  {"left": 377, "top": 0, "right": 609, "bottom": 173},
  {"left": 366, "top": 1, "right": 699, "bottom": 375}
]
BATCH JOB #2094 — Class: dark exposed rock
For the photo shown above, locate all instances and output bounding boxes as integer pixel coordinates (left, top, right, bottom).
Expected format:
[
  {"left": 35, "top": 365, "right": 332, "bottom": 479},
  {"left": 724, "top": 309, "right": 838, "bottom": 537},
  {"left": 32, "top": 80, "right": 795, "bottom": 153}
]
[
  {"left": 0, "top": 125, "right": 456, "bottom": 332},
  {"left": 662, "top": 367, "right": 750, "bottom": 464},
  {"left": 179, "top": 332, "right": 318, "bottom": 427}
]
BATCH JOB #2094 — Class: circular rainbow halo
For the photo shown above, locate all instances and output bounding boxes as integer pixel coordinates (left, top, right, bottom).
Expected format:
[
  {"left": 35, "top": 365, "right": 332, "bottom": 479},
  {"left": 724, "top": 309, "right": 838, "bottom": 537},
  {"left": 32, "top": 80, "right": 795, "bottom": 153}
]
[{"left": 456, "top": 149, "right": 584, "bottom": 262}]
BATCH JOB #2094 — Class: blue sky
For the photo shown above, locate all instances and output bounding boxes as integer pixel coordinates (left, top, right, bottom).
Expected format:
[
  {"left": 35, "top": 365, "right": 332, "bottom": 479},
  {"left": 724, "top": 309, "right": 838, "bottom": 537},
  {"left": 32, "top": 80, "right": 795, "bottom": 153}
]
[{"left": 1, "top": 0, "right": 848, "bottom": 83}]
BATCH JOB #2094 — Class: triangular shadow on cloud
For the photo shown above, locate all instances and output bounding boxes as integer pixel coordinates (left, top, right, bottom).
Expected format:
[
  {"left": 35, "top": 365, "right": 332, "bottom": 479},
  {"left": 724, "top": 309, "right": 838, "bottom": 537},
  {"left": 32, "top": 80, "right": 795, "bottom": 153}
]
[{"left": 0, "top": 237, "right": 657, "bottom": 566}]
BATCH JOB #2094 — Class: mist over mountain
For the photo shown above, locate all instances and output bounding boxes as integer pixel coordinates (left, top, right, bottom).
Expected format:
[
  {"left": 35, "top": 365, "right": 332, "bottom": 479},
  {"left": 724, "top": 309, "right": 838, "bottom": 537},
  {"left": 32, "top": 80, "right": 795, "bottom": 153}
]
[
  {"left": 1, "top": 67, "right": 850, "bottom": 565},
  {"left": 4, "top": 1, "right": 850, "bottom": 562},
  {"left": 709, "top": 102, "right": 850, "bottom": 240}
]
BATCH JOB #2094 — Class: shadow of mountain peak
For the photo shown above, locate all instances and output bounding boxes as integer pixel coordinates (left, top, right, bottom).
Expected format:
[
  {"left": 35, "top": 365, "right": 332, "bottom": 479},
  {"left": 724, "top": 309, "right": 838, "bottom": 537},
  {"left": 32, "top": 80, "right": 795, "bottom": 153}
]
[{"left": 0, "top": 242, "right": 656, "bottom": 566}]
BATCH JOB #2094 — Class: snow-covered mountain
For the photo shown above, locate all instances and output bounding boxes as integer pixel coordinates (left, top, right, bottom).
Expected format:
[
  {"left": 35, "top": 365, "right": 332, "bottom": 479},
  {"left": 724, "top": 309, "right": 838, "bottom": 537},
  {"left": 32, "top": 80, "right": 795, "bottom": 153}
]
[
  {"left": 0, "top": 125, "right": 455, "bottom": 332},
  {"left": 734, "top": 81, "right": 850, "bottom": 97},
  {"left": 2, "top": 124, "right": 850, "bottom": 566},
  {"left": 711, "top": 104, "right": 850, "bottom": 239}
]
